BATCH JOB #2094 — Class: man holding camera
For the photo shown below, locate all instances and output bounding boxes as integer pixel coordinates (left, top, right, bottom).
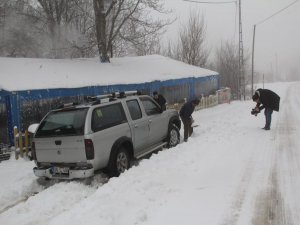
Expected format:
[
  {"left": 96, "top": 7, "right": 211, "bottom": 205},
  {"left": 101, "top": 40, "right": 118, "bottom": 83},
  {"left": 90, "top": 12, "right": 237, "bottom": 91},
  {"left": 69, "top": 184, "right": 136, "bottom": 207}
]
[{"left": 252, "top": 89, "right": 280, "bottom": 130}]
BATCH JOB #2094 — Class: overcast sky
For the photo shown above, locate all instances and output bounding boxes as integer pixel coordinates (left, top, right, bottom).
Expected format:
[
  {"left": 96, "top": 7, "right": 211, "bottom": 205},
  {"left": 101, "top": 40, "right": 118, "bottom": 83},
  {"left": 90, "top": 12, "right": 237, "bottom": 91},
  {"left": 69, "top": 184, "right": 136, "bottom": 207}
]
[{"left": 162, "top": 0, "right": 300, "bottom": 81}]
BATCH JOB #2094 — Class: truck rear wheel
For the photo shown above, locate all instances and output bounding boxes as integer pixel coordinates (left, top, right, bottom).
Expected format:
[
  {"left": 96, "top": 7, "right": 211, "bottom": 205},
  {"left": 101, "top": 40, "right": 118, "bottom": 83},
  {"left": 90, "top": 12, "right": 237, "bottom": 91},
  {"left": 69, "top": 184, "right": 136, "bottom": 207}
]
[{"left": 108, "top": 147, "right": 130, "bottom": 177}]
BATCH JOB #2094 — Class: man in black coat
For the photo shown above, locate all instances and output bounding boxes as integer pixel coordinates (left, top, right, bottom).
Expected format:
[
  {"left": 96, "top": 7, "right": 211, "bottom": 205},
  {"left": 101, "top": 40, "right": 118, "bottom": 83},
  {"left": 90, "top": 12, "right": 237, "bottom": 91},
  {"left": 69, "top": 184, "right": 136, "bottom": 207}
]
[
  {"left": 153, "top": 91, "right": 167, "bottom": 111},
  {"left": 180, "top": 98, "right": 200, "bottom": 142},
  {"left": 252, "top": 88, "right": 280, "bottom": 130}
]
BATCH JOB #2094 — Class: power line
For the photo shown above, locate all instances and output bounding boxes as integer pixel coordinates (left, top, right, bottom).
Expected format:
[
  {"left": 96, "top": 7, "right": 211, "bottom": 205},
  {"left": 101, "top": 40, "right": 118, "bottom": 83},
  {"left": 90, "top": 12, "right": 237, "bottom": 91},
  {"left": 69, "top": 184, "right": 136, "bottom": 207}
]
[
  {"left": 256, "top": 0, "right": 300, "bottom": 25},
  {"left": 238, "top": 0, "right": 244, "bottom": 100},
  {"left": 183, "top": 0, "right": 236, "bottom": 4}
]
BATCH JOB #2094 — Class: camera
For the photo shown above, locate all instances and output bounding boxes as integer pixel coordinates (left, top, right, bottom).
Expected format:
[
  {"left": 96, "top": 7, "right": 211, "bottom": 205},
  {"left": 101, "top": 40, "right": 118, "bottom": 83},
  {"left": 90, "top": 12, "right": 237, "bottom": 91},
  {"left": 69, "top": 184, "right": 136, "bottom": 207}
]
[{"left": 251, "top": 108, "right": 259, "bottom": 116}]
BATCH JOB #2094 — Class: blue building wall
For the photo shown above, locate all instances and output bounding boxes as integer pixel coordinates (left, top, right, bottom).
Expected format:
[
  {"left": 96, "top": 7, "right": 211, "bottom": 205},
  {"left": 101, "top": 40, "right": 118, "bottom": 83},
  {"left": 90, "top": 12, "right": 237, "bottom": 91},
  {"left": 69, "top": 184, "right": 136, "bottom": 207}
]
[{"left": 0, "top": 75, "right": 219, "bottom": 145}]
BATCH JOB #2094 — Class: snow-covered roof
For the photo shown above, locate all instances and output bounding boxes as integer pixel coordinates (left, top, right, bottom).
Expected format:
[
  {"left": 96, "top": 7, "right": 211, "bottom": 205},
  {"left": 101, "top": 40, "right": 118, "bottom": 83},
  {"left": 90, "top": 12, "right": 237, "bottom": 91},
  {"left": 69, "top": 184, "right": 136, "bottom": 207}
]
[{"left": 0, "top": 55, "right": 218, "bottom": 91}]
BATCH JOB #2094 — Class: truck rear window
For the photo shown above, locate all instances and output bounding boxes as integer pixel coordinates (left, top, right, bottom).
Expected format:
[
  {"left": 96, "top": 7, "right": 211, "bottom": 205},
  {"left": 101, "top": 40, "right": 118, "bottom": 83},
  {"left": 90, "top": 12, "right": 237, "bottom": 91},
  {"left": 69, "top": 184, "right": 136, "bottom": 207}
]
[{"left": 35, "top": 108, "right": 88, "bottom": 137}]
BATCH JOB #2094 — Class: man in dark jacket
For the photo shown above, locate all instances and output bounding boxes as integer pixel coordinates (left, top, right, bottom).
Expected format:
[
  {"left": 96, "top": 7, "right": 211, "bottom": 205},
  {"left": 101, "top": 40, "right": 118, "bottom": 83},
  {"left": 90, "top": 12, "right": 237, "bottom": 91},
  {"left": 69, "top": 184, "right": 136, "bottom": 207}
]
[
  {"left": 153, "top": 91, "right": 167, "bottom": 111},
  {"left": 252, "top": 88, "right": 280, "bottom": 130},
  {"left": 180, "top": 98, "right": 200, "bottom": 142}
]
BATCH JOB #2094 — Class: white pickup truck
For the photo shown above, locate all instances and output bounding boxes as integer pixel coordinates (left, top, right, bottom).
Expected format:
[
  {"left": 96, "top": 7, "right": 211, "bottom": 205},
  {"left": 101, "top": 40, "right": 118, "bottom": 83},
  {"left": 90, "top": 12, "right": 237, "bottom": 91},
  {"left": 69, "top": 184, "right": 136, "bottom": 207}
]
[{"left": 32, "top": 92, "right": 181, "bottom": 179}]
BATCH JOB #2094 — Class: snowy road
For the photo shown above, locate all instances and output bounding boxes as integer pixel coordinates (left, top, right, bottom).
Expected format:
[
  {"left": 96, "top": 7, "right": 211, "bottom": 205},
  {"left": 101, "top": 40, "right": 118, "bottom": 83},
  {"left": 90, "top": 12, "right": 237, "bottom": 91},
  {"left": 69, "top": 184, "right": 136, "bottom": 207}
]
[
  {"left": 0, "top": 81, "right": 299, "bottom": 225},
  {"left": 222, "top": 82, "right": 300, "bottom": 225}
]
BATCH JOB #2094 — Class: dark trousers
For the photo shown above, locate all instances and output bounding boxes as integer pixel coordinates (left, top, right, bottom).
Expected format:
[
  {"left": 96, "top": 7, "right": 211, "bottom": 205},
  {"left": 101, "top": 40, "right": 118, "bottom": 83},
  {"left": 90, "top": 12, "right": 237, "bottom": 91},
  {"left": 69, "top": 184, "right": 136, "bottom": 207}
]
[
  {"left": 264, "top": 107, "right": 273, "bottom": 129},
  {"left": 181, "top": 117, "right": 193, "bottom": 141}
]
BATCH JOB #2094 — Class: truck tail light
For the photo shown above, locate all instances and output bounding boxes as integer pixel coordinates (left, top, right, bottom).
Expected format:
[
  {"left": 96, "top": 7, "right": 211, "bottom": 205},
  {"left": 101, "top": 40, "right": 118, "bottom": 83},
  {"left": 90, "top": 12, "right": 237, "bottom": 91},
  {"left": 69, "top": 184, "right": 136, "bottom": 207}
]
[
  {"left": 84, "top": 139, "right": 94, "bottom": 160},
  {"left": 31, "top": 141, "right": 37, "bottom": 160}
]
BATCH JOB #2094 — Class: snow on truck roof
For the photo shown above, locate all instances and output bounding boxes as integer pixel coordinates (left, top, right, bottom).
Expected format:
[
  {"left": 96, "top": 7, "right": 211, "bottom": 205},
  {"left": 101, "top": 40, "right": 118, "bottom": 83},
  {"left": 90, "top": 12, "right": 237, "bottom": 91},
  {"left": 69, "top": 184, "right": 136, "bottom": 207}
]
[{"left": 0, "top": 55, "right": 218, "bottom": 92}]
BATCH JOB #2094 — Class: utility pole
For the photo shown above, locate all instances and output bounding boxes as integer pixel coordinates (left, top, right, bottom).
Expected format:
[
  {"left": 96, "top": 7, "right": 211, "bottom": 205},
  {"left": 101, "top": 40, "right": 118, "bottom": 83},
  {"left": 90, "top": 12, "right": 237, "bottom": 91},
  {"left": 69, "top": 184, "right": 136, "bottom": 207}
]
[
  {"left": 251, "top": 24, "right": 256, "bottom": 96},
  {"left": 275, "top": 53, "right": 278, "bottom": 81},
  {"left": 238, "top": 0, "right": 244, "bottom": 100}
]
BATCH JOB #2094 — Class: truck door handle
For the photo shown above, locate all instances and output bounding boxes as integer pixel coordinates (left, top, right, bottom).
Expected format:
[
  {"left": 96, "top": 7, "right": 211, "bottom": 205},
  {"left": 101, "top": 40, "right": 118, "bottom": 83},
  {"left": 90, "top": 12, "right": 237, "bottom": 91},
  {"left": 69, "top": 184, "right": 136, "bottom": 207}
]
[
  {"left": 149, "top": 120, "right": 152, "bottom": 123},
  {"left": 55, "top": 140, "right": 62, "bottom": 145},
  {"left": 134, "top": 125, "right": 138, "bottom": 128}
]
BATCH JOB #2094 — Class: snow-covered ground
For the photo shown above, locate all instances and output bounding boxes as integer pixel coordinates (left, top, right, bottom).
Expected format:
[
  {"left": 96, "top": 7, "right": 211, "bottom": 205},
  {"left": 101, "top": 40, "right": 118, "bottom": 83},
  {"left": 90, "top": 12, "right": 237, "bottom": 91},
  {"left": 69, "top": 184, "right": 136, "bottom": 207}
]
[{"left": 0, "top": 81, "right": 299, "bottom": 225}]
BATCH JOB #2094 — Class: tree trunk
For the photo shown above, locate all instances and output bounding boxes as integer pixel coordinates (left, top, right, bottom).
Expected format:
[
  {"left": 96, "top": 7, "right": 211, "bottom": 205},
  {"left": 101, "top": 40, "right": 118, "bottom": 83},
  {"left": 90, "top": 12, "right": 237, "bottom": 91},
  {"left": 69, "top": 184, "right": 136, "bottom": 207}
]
[{"left": 93, "top": 0, "right": 109, "bottom": 62}]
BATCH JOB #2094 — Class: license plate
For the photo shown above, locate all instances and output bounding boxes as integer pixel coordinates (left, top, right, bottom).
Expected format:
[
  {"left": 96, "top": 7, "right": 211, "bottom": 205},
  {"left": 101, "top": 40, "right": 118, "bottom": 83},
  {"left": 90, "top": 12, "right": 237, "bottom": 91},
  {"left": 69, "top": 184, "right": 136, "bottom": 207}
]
[{"left": 53, "top": 167, "right": 69, "bottom": 174}]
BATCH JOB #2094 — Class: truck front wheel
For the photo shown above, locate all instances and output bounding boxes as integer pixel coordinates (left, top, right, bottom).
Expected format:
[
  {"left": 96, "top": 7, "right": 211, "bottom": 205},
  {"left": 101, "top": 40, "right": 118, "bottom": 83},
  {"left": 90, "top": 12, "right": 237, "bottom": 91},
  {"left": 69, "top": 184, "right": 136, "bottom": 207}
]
[{"left": 167, "top": 124, "right": 180, "bottom": 148}]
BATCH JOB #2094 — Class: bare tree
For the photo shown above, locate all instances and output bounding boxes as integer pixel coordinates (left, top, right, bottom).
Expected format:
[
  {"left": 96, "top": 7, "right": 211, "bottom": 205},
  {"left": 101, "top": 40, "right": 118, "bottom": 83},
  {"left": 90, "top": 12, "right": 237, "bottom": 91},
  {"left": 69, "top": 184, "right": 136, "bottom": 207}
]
[
  {"left": 163, "top": 10, "right": 208, "bottom": 68},
  {"left": 67, "top": 0, "right": 97, "bottom": 58},
  {"left": 214, "top": 41, "right": 239, "bottom": 98},
  {"left": 93, "top": 0, "right": 170, "bottom": 62},
  {"left": 0, "top": 0, "right": 41, "bottom": 57},
  {"left": 37, "top": 0, "right": 96, "bottom": 58},
  {"left": 0, "top": 0, "right": 96, "bottom": 58},
  {"left": 115, "top": 6, "right": 167, "bottom": 57},
  {"left": 1, "top": 0, "right": 169, "bottom": 59},
  {"left": 133, "top": 32, "right": 161, "bottom": 56},
  {"left": 0, "top": 1, "right": 7, "bottom": 28},
  {"left": 0, "top": 0, "right": 9, "bottom": 52},
  {"left": 213, "top": 40, "right": 252, "bottom": 99},
  {"left": 179, "top": 11, "right": 208, "bottom": 67}
]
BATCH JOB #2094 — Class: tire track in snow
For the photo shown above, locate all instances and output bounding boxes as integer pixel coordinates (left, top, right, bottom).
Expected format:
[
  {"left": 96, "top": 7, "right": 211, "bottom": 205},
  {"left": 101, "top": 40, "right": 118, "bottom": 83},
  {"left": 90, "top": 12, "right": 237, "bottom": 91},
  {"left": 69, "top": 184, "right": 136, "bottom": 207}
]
[
  {"left": 221, "top": 152, "right": 256, "bottom": 225},
  {"left": 252, "top": 164, "right": 292, "bottom": 225},
  {"left": 220, "top": 117, "right": 269, "bottom": 225},
  {"left": 0, "top": 177, "right": 67, "bottom": 214},
  {"left": 221, "top": 133, "right": 276, "bottom": 225},
  {"left": 0, "top": 174, "right": 108, "bottom": 225}
]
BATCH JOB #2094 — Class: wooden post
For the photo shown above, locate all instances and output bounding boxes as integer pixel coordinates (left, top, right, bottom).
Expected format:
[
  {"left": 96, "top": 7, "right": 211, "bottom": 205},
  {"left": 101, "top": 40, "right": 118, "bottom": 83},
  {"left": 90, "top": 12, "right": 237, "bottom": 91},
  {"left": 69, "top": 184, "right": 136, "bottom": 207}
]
[
  {"left": 25, "top": 130, "right": 29, "bottom": 157},
  {"left": 19, "top": 132, "right": 23, "bottom": 158},
  {"left": 13, "top": 127, "right": 19, "bottom": 160}
]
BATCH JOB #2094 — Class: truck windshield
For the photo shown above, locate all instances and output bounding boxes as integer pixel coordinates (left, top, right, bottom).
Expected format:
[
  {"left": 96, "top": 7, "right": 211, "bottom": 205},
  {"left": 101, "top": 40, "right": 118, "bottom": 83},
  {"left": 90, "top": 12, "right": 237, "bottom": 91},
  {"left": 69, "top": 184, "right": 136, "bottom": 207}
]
[{"left": 35, "top": 108, "right": 88, "bottom": 137}]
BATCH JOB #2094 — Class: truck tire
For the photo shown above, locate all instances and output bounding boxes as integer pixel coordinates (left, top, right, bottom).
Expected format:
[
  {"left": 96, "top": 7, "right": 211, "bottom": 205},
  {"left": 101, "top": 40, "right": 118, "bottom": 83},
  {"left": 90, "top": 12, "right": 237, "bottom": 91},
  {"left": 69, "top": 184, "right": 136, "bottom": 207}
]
[
  {"left": 108, "top": 147, "right": 130, "bottom": 177},
  {"left": 167, "top": 124, "right": 180, "bottom": 148}
]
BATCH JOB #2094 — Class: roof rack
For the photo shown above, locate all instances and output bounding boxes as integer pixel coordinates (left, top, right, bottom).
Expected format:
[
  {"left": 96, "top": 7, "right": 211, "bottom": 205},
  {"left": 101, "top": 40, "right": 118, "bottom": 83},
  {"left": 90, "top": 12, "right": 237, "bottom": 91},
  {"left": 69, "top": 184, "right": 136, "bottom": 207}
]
[
  {"left": 85, "top": 90, "right": 141, "bottom": 104},
  {"left": 84, "top": 94, "right": 112, "bottom": 102},
  {"left": 56, "top": 102, "right": 79, "bottom": 109}
]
